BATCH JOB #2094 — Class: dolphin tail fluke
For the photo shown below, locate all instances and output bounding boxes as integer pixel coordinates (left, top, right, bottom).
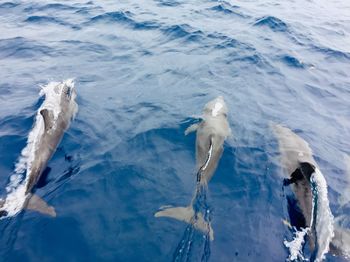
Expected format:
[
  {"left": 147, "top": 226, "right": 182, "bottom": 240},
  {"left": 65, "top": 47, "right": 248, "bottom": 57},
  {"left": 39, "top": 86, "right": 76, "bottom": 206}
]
[
  {"left": 26, "top": 194, "right": 56, "bottom": 217},
  {"left": 155, "top": 205, "right": 214, "bottom": 240}
]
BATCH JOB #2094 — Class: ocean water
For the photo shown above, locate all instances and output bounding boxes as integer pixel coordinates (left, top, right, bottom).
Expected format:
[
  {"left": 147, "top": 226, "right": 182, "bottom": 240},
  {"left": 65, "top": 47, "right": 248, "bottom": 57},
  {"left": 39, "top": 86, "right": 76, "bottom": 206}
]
[{"left": 0, "top": 0, "right": 350, "bottom": 261}]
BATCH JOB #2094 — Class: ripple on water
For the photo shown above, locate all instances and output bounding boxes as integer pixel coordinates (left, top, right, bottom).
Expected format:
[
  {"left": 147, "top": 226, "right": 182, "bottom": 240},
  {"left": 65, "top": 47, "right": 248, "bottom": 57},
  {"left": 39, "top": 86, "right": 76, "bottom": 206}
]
[
  {"left": 208, "top": 33, "right": 254, "bottom": 50},
  {"left": 88, "top": 11, "right": 158, "bottom": 30},
  {"left": 154, "top": 0, "right": 183, "bottom": 7},
  {"left": 279, "top": 55, "right": 305, "bottom": 68},
  {"left": 254, "top": 16, "right": 288, "bottom": 32},
  {"left": 0, "top": 2, "right": 19, "bottom": 9},
  {"left": 209, "top": 2, "right": 250, "bottom": 18},
  {"left": 24, "top": 15, "right": 80, "bottom": 29},
  {"left": 161, "top": 24, "right": 205, "bottom": 42},
  {"left": 0, "top": 37, "right": 56, "bottom": 59},
  {"left": 24, "top": 3, "right": 78, "bottom": 12},
  {"left": 310, "top": 44, "right": 350, "bottom": 61}
]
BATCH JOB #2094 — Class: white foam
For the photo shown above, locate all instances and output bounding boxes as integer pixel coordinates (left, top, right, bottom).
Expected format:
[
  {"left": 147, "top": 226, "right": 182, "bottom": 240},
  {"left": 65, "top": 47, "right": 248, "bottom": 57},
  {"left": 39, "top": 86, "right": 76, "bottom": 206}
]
[
  {"left": 310, "top": 168, "right": 334, "bottom": 261},
  {"left": 0, "top": 79, "right": 76, "bottom": 219},
  {"left": 284, "top": 227, "right": 309, "bottom": 261},
  {"left": 285, "top": 168, "right": 334, "bottom": 261}
]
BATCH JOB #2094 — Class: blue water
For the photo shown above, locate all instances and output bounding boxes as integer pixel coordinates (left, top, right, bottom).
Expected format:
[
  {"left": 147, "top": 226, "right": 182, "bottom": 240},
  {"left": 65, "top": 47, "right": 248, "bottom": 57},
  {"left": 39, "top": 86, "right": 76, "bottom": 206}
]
[{"left": 0, "top": 0, "right": 350, "bottom": 261}]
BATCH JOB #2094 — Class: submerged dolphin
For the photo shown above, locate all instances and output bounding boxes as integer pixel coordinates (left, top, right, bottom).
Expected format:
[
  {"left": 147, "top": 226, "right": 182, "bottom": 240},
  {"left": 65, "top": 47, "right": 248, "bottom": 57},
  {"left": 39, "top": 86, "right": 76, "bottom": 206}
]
[
  {"left": 155, "top": 96, "right": 231, "bottom": 240},
  {"left": 273, "top": 124, "right": 350, "bottom": 261},
  {"left": 0, "top": 79, "right": 78, "bottom": 218}
]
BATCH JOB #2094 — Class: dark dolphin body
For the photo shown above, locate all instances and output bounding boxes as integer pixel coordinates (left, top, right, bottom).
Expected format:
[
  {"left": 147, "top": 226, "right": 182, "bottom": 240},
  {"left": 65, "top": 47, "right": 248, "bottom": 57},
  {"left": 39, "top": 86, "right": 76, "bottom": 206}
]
[
  {"left": 273, "top": 124, "right": 350, "bottom": 261},
  {"left": 155, "top": 96, "right": 231, "bottom": 240},
  {"left": 0, "top": 80, "right": 78, "bottom": 218}
]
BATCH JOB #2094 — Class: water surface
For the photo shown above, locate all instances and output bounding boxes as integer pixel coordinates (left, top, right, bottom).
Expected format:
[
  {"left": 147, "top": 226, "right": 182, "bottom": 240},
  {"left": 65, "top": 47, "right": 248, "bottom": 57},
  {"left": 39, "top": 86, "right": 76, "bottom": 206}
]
[{"left": 0, "top": 0, "right": 350, "bottom": 261}]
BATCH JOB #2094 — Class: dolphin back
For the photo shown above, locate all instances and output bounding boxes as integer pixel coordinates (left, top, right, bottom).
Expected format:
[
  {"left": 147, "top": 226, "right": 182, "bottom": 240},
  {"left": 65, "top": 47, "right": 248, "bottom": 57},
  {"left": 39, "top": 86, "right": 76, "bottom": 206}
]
[{"left": 273, "top": 124, "right": 316, "bottom": 176}]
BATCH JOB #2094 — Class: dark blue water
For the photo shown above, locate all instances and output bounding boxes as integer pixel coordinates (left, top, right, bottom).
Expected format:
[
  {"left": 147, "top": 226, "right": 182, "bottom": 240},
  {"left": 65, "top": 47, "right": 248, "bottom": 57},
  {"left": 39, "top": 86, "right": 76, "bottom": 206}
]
[{"left": 0, "top": 0, "right": 350, "bottom": 261}]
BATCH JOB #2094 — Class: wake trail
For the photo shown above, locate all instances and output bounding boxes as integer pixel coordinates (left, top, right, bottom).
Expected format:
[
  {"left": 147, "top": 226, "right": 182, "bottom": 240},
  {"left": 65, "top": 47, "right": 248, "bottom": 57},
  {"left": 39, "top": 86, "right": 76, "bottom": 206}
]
[{"left": 173, "top": 178, "right": 212, "bottom": 262}]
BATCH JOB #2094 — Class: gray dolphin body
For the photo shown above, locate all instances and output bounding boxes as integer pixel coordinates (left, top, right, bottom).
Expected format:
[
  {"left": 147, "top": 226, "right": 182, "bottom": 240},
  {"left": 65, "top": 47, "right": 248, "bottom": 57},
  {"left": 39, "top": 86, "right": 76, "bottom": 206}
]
[
  {"left": 273, "top": 124, "right": 350, "bottom": 260},
  {"left": 155, "top": 96, "right": 231, "bottom": 240},
  {"left": 0, "top": 79, "right": 78, "bottom": 218},
  {"left": 273, "top": 124, "right": 316, "bottom": 231}
]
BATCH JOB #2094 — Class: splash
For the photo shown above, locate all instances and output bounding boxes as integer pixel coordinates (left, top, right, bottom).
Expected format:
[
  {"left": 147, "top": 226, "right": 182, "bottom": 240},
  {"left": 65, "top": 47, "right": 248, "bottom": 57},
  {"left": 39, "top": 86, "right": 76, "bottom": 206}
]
[
  {"left": 309, "top": 168, "right": 334, "bottom": 262},
  {"left": 284, "top": 168, "right": 334, "bottom": 261},
  {"left": 0, "top": 79, "right": 76, "bottom": 219},
  {"left": 284, "top": 227, "right": 309, "bottom": 261}
]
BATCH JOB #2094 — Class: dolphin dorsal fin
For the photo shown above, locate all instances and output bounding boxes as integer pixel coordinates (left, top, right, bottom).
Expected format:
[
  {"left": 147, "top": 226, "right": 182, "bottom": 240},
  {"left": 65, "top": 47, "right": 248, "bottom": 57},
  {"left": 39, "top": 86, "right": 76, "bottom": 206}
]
[{"left": 40, "top": 109, "right": 54, "bottom": 131}]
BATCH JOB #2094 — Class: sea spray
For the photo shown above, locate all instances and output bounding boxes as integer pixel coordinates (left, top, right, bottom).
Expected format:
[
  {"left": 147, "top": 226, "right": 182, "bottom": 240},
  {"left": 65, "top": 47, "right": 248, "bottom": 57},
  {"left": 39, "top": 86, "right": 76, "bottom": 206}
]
[
  {"left": 309, "top": 168, "right": 334, "bottom": 261},
  {"left": 284, "top": 227, "right": 309, "bottom": 261}
]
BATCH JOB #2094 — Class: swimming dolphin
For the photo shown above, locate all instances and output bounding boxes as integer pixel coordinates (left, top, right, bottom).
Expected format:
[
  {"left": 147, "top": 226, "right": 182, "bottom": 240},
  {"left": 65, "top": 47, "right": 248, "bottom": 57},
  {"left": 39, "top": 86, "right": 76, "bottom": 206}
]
[
  {"left": 273, "top": 124, "right": 350, "bottom": 261},
  {"left": 155, "top": 96, "right": 231, "bottom": 240},
  {"left": 0, "top": 79, "right": 78, "bottom": 218}
]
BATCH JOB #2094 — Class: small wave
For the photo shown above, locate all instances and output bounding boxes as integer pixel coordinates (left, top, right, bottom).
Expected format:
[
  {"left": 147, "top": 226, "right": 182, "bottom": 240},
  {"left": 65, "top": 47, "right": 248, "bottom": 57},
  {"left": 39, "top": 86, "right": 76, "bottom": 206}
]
[
  {"left": 214, "top": 37, "right": 244, "bottom": 49},
  {"left": 27, "top": 3, "right": 77, "bottom": 12},
  {"left": 88, "top": 11, "right": 158, "bottom": 30},
  {"left": 161, "top": 24, "right": 204, "bottom": 42},
  {"left": 59, "top": 40, "right": 112, "bottom": 57},
  {"left": 25, "top": 15, "right": 64, "bottom": 24},
  {"left": 0, "top": 37, "right": 55, "bottom": 59},
  {"left": 155, "top": 0, "right": 182, "bottom": 7},
  {"left": 24, "top": 16, "right": 80, "bottom": 30},
  {"left": 133, "top": 21, "right": 159, "bottom": 30},
  {"left": 207, "top": 33, "right": 255, "bottom": 51},
  {"left": 90, "top": 11, "right": 134, "bottom": 24},
  {"left": 304, "top": 84, "right": 336, "bottom": 98},
  {"left": 280, "top": 55, "right": 304, "bottom": 68},
  {"left": 0, "top": 2, "right": 18, "bottom": 8},
  {"left": 254, "top": 16, "right": 288, "bottom": 32},
  {"left": 209, "top": 3, "right": 249, "bottom": 18},
  {"left": 224, "top": 51, "right": 273, "bottom": 70},
  {"left": 311, "top": 45, "right": 350, "bottom": 61},
  {"left": 238, "top": 54, "right": 267, "bottom": 65}
]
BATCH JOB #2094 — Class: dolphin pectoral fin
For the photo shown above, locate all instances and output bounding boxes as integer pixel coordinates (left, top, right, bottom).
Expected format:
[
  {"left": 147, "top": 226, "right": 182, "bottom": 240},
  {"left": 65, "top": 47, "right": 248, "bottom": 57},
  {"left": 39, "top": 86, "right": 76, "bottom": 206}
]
[
  {"left": 185, "top": 123, "right": 199, "bottom": 135},
  {"left": 26, "top": 194, "right": 56, "bottom": 217},
  {"left": 40, "top": 109, "right": 54, "bottom": 131},
  {"left": 155, "top": 206, "right": 214, "bottom": 240}
]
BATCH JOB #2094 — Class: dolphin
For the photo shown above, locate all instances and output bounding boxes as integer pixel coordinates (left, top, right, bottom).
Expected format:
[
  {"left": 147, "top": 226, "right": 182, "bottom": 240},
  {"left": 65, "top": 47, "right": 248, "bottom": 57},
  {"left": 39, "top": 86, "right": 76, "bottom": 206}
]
[
  {"left": 273, "top": 124, "right": 350, "bottom": 261},
  {"left": 155, "top": 96, "right": 231, "bottom": 240},
  {"left": 0, "top": 79, "right": 78, "bottom": 218}
]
